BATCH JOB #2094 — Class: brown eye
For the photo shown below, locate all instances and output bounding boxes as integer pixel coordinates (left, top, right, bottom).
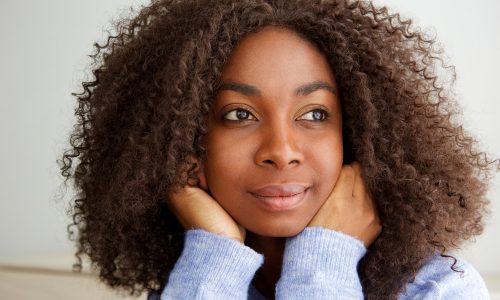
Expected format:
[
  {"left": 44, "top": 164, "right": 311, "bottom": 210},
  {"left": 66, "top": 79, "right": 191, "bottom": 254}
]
[
  {"left": 298, "top": 109, "right": 329, "bottom": 121},
  {"left": 223, "top": 108, "right": 256, "bottom": 121}
]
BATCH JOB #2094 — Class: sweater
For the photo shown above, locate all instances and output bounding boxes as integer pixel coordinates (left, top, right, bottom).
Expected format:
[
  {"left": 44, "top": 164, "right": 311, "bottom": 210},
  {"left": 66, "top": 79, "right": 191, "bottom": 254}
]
[{"left": 149, "top": 227, "right": 489, "bottom": 299}]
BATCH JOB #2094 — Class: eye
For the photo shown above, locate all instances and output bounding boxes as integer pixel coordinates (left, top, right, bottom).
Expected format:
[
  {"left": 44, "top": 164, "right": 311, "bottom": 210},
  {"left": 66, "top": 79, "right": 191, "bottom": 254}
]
[
  {"left": 298, "top": 109, "right": 329, "bottom": 121},
  {"left": 222, "top": 108, "right": 256, "bottom": 121}
]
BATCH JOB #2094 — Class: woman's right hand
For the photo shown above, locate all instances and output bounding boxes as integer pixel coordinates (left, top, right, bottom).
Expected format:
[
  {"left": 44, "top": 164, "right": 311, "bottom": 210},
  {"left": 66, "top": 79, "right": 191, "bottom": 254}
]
[{"left": 166, "top": 160, "right": 246, "bottom": 244}]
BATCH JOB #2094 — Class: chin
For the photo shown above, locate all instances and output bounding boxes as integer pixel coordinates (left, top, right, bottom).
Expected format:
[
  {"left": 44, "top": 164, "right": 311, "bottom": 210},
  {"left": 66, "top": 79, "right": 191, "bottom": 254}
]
[{"left": 245, "top": 219, "right": 309, "bottom": 237}]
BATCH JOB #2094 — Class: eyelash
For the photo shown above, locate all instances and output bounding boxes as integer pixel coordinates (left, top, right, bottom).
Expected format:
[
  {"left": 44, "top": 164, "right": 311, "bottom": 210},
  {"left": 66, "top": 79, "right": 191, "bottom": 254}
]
[{"left": 221, "top": 107, "right": 330, "bottom": 122}]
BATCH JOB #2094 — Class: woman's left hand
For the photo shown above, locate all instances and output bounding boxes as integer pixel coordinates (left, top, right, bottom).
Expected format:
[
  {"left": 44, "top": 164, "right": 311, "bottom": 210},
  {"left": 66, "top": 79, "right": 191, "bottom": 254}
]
[{"left": 307, "top": 161, "right": 382, "bottom": 247}]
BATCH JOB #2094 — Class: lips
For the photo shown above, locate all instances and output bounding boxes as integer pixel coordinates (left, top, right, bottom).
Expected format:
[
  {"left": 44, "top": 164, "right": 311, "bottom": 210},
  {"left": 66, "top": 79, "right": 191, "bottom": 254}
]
[
  {"left": 250, "top": 184, "right": 307, "bottom": 197},
  {"left": 248, "top": 184, "right": 309, "bottom": 211}
]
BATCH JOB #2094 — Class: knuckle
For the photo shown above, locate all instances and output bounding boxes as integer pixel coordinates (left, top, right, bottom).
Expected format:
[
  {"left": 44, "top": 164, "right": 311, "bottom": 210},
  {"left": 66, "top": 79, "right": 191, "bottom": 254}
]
[
  {"left": 342, "top": 165, "right": 355, "bottom": 179},
  {"left": 343, "top": 164, "right": 354, "bottom": 173},
  {"left": 352, "top": 161, "right": 362, "bottom": 171}
]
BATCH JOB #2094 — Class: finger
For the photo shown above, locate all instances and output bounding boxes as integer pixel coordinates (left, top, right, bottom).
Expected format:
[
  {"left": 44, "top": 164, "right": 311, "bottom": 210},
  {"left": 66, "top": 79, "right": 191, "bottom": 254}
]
[
  {"left": 165, "top": 187, "right": 192, "bottom": 227},
  {"left": 168, "top": 185, "right": 198, "bottom": 204},
  {"left": 169, "top": 186, "right": 223, "bottom": 218},
  {"left": 166, "top": 186, "right": 208, "bottom": 229},
  {"left": 330, "top": 164, "right": 356, "bottom": 197},
  {"left": 352, "top": 161, "right": 367, "bottom": 200}
]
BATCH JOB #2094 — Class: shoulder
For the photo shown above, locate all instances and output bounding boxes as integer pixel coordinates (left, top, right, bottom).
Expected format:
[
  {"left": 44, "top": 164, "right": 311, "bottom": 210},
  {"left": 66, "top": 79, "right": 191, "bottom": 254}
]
[{"left": 399, "top": 253, "right": 489, "bottom": 299}]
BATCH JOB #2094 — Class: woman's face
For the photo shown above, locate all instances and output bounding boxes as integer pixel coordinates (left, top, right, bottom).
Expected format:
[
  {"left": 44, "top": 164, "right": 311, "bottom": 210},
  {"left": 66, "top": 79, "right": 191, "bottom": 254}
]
[{"left": 202, "top": 26, "right": 343, "bottom": 237}]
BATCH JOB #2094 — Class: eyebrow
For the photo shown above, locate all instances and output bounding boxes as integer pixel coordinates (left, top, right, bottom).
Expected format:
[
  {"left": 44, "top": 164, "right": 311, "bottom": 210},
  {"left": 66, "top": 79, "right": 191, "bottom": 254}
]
[{"left": 217, "top": 80, "right": 338, "bottom": 97}]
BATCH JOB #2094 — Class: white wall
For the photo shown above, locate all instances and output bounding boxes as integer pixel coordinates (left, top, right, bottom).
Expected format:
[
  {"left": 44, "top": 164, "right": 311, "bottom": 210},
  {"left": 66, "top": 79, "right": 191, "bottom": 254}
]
[
  {"left": 1, "top": 0, "right": 498, "bottom": 274},
  {"left": 0, "top": 0, "right": 149, "bottom": 255}
]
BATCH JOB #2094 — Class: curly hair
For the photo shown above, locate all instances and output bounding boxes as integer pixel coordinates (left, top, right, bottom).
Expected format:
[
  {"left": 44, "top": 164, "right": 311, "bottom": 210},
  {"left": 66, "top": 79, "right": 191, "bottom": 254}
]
[{"left": 58, "top": 0, "right": 499, "bottom": 298}]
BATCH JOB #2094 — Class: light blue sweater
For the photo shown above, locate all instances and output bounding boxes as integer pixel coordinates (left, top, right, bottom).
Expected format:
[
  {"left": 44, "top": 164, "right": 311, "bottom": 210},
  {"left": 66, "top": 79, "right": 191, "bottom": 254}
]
[{"left": 151, "top": 227, "right": 489, "bottom": 299}]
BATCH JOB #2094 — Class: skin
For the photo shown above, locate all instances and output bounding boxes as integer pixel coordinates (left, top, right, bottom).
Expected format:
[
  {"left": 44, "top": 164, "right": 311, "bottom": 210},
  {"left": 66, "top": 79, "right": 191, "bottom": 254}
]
[
  {"left": 204, "top": 26, "right": 344, "bottom": 237},
  {"left": 167, "top": 26, "right": 381, "bottom": 299}
]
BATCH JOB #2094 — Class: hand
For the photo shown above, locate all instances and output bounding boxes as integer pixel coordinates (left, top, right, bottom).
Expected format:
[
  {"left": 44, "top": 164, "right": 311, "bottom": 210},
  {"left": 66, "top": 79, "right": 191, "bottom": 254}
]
[
  {"left": 307, "top": 161, "right": 382, "bottom": 247},
  {"left": 166, "top": 158, "right": 246, "bottom": 243}
]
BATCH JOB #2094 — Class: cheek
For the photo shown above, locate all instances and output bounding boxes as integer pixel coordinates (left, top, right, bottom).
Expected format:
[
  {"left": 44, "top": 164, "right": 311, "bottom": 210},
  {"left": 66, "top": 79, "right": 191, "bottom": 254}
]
[
  {"left": 307, "top": 135, "right": 343, "bottom": 203},
  {"left": 203, "top": 134, "right": 249, "bottom": 198}
]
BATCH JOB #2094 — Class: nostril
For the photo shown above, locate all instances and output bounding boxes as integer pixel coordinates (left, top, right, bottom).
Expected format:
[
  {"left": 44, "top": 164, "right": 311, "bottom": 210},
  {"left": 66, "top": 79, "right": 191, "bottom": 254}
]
[{"left": 262, "top": 159, "right": 299, "bottom": 166}]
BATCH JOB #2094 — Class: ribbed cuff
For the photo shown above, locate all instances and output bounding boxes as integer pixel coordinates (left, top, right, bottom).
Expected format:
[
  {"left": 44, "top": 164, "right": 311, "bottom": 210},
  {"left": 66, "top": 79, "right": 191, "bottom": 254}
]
[
  {"left": 281, "top": 226, "right": 366, "bottom": 290},
  {"left": 171, "top": 229, "right": 264, "bottom": 293}
]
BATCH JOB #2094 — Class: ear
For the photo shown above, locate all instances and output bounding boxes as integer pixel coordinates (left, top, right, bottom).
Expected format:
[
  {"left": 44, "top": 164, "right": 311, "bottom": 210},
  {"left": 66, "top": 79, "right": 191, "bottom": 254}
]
[{"left": 195, "top": 160, "right": 208, "bottom": 190}]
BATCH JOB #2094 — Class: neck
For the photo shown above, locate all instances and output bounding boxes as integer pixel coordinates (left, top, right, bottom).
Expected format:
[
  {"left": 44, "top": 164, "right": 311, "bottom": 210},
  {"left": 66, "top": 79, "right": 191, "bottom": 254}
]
[{"left": 245, "top": 231, "right": 286, "bottom": 300}]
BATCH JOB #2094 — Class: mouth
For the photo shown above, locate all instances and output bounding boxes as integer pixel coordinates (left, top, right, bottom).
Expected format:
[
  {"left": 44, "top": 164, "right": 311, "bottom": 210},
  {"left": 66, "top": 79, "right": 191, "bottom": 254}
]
[{"left": 249, "top": 184, "right": 309, "bottom": 212}]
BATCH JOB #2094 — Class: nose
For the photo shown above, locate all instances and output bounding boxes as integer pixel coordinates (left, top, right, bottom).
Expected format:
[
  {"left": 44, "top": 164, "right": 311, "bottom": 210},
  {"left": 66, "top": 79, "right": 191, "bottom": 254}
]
[{"left": 254, "top": 121, "right": 304, "bottom": 170}]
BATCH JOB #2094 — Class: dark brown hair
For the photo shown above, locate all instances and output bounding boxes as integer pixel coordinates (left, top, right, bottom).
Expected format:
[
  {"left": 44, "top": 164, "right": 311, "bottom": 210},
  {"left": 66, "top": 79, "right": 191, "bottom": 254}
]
[{"left": 58, "top": 0, "right": 499, "bottom": 298}]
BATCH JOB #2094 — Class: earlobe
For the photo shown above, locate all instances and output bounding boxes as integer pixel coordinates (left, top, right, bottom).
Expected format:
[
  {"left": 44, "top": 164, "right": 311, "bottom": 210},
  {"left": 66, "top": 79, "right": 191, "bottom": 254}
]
[{"left": 196, "top": 161, "right": 208, "bottom": 190}]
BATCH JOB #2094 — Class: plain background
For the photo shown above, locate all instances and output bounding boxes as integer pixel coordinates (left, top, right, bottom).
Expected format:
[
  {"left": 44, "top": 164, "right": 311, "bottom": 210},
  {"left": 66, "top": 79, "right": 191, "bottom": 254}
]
[{"left": 0, "top": 0, "right": 498, "bottom": 278}]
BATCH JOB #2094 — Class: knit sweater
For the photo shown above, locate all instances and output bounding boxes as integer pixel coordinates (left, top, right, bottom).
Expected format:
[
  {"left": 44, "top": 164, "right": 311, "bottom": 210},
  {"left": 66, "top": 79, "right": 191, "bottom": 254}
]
[{"left": 149, "top": 227, "right": 489, "bottom": 299}]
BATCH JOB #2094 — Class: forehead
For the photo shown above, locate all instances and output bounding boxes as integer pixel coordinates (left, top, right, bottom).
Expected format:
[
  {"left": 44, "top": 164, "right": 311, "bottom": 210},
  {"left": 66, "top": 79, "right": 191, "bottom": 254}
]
[{"left": 218, "top": 26, "right": 337, "bottom": 93}]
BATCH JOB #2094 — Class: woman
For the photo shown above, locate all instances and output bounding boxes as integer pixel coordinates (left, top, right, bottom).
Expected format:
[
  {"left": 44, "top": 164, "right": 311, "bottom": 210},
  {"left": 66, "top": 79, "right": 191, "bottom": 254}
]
[{"left": 59, "top": 0, "right": 497, "bottom": 299}]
